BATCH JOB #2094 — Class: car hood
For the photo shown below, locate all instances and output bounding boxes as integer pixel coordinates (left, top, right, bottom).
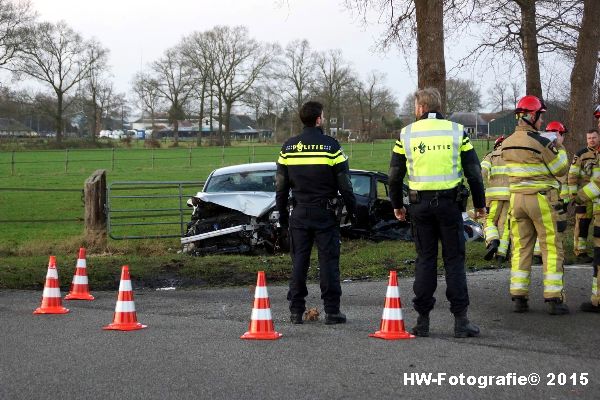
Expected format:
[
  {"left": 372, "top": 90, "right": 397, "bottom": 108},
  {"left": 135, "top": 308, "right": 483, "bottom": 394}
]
[{"left": 192, "top": 192, "right": 276, "bottom": 217}]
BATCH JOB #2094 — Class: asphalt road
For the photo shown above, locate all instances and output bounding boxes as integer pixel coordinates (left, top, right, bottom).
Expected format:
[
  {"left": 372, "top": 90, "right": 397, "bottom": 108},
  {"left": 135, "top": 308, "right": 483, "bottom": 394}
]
[{"left": 1, "top": 266, "right": 599, "bottom": 400}]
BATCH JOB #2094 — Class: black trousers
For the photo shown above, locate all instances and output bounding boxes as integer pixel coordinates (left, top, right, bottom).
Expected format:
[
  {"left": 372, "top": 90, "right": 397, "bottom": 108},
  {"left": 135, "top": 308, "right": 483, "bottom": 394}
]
[
  {"left": 409, "top": 194, "right": 469, "bottom": 316},
  {"left": 287, "top": 206, "right": 341, "bottom": 314}
]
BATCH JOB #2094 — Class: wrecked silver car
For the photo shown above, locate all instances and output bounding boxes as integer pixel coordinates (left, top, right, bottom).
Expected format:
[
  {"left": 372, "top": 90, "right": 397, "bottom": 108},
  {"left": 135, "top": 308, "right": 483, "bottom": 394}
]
[{"left": 181, "top": 162, "right": 482, "bottom": 255}]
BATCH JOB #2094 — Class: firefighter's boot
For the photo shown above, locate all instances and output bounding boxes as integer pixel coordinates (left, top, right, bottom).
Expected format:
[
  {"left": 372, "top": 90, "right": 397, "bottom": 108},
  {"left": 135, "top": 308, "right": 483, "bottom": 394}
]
[
  {"left": 546, "top": 298, "right": 569, "bottom": 315},
  {"left": 512, "top": 296, "right": 529, "bottom": 313}
]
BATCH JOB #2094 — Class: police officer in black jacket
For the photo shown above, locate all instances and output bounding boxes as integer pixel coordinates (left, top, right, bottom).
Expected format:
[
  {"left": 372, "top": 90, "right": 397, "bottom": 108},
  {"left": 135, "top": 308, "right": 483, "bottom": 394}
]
[{"left": 276, "top": 101, "right": 357, "bottom": 325}]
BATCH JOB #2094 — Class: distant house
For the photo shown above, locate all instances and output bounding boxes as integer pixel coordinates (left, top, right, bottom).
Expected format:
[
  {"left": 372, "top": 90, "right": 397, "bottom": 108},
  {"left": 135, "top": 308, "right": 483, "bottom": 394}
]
[
  {"left": 132, "top": 114, "right": 272, "bottom": 140},
  {"left": 0, "top": 118, "right": 37, "bottom": 137},
  {"left": 448, "top": 112, "right": 489, "bottom": 137}
]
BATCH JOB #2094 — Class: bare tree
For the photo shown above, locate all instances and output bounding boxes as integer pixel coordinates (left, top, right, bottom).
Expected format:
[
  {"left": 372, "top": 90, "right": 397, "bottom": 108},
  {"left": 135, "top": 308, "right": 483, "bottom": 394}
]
[
  {"left": 458, "top": 0, "right": 582, "bottom": 99},
  {"left": 355, "top": 71, "right": 397, "bottom": 141},
  {"left": 565, "top": 0, "right": 600, "bottom": 153},
  {"left": 487, "top": 81, "right": 510, "bottom": 112},
  {"left": 82, "top": 40, "right": 110, "bottom": 142},
  {"left": 132, "top": 72, "right": 163, "bottom": 139},
  {"left": 344, "top": 0, "right": 475, "bottom": 112},
  {"left": 446, "top": 78, "right": 482, "bottom": 113},
  {"left": 151, "top": 46, "right": 195, "bottom": 145},
  {"left": 181, "top": 31, "right": 214, "bottom": 145},
  {"left": 315, "top": 49, "right": 355, "bottom": 135},
  {"left": 208, "top": 26, "right": 276, "bottom": 145},
  {"left": 10, "top": 21, "right": 105, "bottom": 142},
  {"left": 0, "top": 0, "right": 35, "bottom": 69},
  {"left": 276, "top": 39, "right": 316, "bottom": 132}
]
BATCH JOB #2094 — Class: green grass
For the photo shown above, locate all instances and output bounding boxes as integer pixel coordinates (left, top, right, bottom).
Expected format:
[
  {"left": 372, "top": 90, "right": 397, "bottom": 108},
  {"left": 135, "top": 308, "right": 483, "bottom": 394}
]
[{"left": 0, "top": 139, "right": 497, "bottom": 289}]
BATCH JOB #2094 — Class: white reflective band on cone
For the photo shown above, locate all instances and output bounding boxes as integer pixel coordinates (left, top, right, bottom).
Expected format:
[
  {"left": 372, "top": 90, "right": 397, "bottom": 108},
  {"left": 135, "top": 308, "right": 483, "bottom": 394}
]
[
  {"left": 76, "top": 260, "right": 86, "bottom": 268},
  {"left": 42, "top": 287, "right": 61, "bottom": 298},
  {"left": 251, "top": 308, "right": 272, "bottom": 321},
  {"left": 115, "top": 301, "right": 136, "bottom": 313},
  {"left": 254, "top": 286, "right": 268, "bottom": 299},
  {"left": 72, "top": 275, "right": 88, "bottom": 285},
  {"left": 382, "top": 308, "right": 403, "bottom": 320},
  {"left": 386, "top": 286, "right": 400, "bottom": 298},
  {"left": 119, "top": 280, "right": 132, "bottom": 292},
  {"left": 47, "top": 269, "right": 58, "bottom": 279}
]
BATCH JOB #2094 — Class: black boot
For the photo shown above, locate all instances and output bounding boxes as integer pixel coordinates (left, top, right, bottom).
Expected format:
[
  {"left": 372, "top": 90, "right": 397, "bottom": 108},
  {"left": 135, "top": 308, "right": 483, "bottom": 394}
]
[
  {"left": 512, "top": 296, "right": 529, "bottom": 313},
  {"left": 290, "top": 313, "right": 303, "bottom": 324},
  {"left": 324, "top": 312, "right": 346, "bottom": 325},
  {"left": 411, "top": 314, "right": 430, "bottom": 337},
  {"left": 484, "top": 239, "right": 500, "bottom": 261},
  {"left": 454, "top": 315, "right": 480, "bottom": 338},
  {"left": 546, "top": 298, "right": 569, "bottom": 315},
  {"left": 580, "top": 302, "right": 600, "bottom": 313}
]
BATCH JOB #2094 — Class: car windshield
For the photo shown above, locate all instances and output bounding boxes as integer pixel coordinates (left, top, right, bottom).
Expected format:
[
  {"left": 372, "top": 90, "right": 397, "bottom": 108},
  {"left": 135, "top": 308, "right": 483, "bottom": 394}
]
[
  {"left": 204, "top": 170, "right": 276, "bottom": 193},
  {"left": 350, "top": 174, "right": 371, "bottom": 197}
]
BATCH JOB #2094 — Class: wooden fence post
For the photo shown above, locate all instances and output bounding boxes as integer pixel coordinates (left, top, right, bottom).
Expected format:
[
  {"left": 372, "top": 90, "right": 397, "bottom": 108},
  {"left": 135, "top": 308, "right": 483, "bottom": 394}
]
[{"left": 84, "top": 169, "right": 107, "bottom": 242}]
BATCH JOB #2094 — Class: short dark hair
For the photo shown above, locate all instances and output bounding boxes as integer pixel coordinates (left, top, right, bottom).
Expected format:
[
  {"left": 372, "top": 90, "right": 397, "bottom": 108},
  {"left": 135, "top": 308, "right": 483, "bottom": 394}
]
[
  {"left": 588, "top": 129, "right": 599, "bottom": 135},
  {"left": 299, "top": 101, "right": 323, "bottom": 127}
]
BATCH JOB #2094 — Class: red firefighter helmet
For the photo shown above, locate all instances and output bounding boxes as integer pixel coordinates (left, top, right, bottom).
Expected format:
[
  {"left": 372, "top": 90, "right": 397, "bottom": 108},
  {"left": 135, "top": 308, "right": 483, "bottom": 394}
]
[
  {"left": 494, "top": 135, "right": 505, "bottom": 148},
  {"left": 515, "top": 95, "right": 547, "bottom": 114},
  {"left": 594, "top": 104, "right": 600, "bottom": 119},
  {"left": 546, "top": 121, "right": 567, "bottom": 135}
]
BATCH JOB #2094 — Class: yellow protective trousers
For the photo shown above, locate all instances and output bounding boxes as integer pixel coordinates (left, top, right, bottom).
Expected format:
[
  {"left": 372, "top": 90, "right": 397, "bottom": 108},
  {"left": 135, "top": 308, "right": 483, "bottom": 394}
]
[
  {"left": 509, "top": 191, "right": 565, "bottom": 300},
  {"left": 484, "top": 200, "right": 510, "bottom": 257},
  {"left": 591, "top": 216, "right": 600, "bottom": 305},
  {"left": 574, "top": 203, "right": 593, "bottom": 256}
]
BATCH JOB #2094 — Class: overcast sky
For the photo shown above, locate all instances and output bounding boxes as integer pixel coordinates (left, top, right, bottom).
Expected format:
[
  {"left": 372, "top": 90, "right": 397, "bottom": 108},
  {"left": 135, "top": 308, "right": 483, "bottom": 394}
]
[{"left": 27, "top": 0, "right": 528, "bottom": 113}]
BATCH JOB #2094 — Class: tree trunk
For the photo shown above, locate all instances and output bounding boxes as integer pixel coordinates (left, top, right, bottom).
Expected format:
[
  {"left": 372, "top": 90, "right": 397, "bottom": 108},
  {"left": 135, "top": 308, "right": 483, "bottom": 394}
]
[
  {"left": 519, "top": 0, "right": 543, "bottom": 98},
  {"left": 566, "top": 0, "right": 600, "bottom": 154},
  {"left": 415, "top": 0, "right": 447, "bottom": 113},
  {"left": 56, "top": 92, "right": 63, "bottom": 143},
  {"left": 173, "top": 119, "right": 179, "bottom": 145},
  {"left": 91, "top": 90, "right": 98, "bottom": 143},
  {"left": 224, "top": 100, "right": 233, "bottom": 146},
  {"left": 197, "top": 81, "right": 206, "bottom": 146},
  {"left": 217, "top": 94, "right": 224, "bottom": 146}
]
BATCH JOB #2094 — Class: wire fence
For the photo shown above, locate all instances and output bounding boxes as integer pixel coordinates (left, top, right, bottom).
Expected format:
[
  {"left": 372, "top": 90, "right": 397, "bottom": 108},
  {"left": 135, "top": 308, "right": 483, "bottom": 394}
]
[{"left": 0, "top": 139, "right": 494, "bottom": 176}]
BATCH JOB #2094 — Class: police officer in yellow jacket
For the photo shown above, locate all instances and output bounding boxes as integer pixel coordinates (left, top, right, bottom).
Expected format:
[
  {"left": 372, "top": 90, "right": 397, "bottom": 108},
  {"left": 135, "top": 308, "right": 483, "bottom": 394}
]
[
  {"left": 569, "top": 129, "right": 599, "bottom": 263},
  {"left": 389, "top": 88, "right": 486, "bottom": 338},
  {"left": 501, "top": 95, "right": 570, "bottom": 315},
  {"left": 481, "top": 136, "right": 511, "bottom": 263},
  {"left": 276, "top": 101, "right": 357, "bottom": 325}
]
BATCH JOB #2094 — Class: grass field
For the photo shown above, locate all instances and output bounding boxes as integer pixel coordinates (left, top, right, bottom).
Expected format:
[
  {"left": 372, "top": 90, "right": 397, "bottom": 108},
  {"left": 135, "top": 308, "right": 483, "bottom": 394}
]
[{"left": 0, "top": 138, "right": 520, "bottom": 290}]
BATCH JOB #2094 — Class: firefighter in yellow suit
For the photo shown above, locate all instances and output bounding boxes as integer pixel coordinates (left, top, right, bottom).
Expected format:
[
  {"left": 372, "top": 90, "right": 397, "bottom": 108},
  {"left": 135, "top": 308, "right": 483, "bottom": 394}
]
[
  {"left": 567, "top": 129, "right": 599, "bottom": 263},
  {"left": 501, "top": 95, "right": 569, "bottom": 315},
  {"left": 481, "top": 136, "right": 510, "bottom": 263},
  {"left": 532, "top": 122, "right": 570, "bottom": 263},
  {"left": 575, "top": 106, "right": 600, "bottom": 313}
]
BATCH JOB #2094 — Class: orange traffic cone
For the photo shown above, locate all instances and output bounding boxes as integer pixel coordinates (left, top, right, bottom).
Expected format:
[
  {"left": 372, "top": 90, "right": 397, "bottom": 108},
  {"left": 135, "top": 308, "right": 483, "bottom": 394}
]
[
  {"left": 241, "top": 271, "right": 282, "bottom": 340},
  {"left": 65, "top": 248, "right": 94, "bottom": 300},
  {"left": 369, "top": 271, "right": 415, "bottom": 340},
  {"left": 34, "top": 256, "right": 69, "bottom": 314},
  {"left": 103, "top": 265, "right": 147, "bottom": 331}
]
